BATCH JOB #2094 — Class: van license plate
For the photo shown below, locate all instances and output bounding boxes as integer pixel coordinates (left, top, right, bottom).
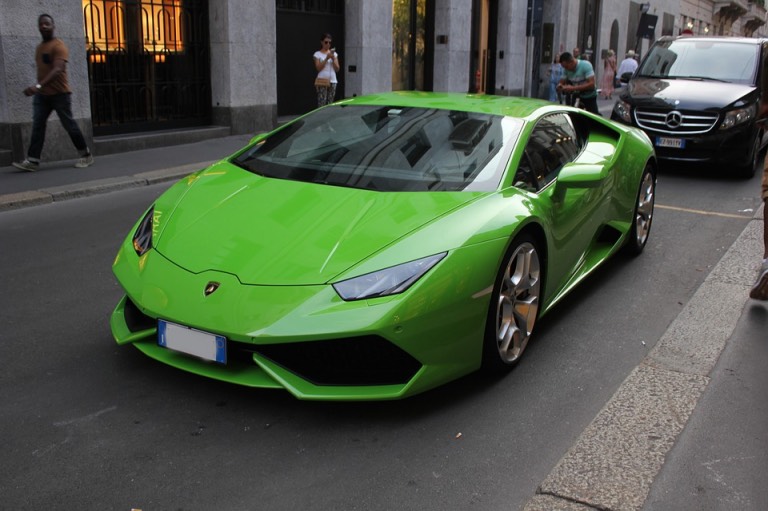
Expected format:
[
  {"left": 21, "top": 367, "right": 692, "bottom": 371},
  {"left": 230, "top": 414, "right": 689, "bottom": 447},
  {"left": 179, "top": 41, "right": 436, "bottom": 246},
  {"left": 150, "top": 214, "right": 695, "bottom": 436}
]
[{"left": 656, "top": 137, "right": 685, "bottom": 149}]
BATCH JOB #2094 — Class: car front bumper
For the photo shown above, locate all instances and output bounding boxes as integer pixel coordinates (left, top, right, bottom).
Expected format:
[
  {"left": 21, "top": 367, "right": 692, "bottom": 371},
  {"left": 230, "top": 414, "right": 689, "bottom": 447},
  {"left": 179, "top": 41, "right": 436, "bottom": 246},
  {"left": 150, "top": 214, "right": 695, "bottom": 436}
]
[
  {"left": 111, "top": 240, "right": 502, "bottom": 400},
  {"left": 611, "top": 111, "right": 756, "bottom": 168}
]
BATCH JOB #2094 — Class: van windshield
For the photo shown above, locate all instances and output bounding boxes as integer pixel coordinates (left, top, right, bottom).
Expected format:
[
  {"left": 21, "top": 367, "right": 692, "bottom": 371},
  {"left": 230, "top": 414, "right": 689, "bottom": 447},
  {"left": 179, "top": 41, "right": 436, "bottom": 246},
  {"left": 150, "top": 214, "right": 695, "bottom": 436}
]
[{"left": 637, "top": 40, "right": 759, "bottom": 85}]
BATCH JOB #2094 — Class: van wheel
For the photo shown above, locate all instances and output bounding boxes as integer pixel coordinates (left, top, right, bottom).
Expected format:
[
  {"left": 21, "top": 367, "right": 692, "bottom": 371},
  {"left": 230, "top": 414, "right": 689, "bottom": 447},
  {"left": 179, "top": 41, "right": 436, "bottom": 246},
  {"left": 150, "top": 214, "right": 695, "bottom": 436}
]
[{"left": 737, "top": 134, "right": 761, "bottom": 179}]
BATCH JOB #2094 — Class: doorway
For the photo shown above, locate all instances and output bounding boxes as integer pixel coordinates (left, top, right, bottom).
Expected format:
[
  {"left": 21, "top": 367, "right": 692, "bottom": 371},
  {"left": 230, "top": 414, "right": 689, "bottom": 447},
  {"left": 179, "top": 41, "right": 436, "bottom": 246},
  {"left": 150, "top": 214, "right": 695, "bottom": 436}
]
[
  {"left": 470, "top": 0, "right": 498, "bottom": 94},
  {"left": 578, "top": 0, "right": 601, "bottom": 64},
  {"left": 392, "top": 0, "right": 434, "bottom": 91},
  {"left": 276, "top": 0, "right": 344, "bottom": 116},
  {"left": 83, "top": 0, "right": 212, "bottom": 136}
]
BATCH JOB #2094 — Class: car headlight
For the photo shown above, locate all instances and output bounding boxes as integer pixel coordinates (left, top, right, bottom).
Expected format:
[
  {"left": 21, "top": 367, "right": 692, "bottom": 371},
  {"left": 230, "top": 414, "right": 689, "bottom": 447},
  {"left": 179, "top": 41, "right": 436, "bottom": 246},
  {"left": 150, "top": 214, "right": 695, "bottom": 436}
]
[
  {"left": 613, "top": 100, "right": 631, "bottom": 123},
  {"left": 333, "top": 253, "right": 447, "bottom": 301},
  {"left": 720, "top": 104, "right": 756, "bottom": 130},
  {"left": 132, "top": 207, "right": 154, "bottom": 256}
]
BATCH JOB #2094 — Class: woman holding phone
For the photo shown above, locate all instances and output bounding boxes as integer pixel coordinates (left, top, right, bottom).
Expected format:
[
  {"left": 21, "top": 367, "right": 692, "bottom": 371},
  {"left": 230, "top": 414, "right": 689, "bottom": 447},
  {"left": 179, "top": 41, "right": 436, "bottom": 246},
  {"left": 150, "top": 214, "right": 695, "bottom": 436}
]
[{"left": 313, "top": 32, "right": 340, "bottom": 107}]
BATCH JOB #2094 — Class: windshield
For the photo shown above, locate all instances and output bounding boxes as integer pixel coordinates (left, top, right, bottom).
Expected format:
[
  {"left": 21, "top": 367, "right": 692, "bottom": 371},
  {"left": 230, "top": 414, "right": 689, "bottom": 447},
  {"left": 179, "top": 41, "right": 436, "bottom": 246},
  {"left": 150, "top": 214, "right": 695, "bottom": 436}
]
[
  {"left": 233, "top": 104, "right": 524, "bottom": 192},
  {"left": 637, "top": 40, "right": 758, "bottom": 84}
]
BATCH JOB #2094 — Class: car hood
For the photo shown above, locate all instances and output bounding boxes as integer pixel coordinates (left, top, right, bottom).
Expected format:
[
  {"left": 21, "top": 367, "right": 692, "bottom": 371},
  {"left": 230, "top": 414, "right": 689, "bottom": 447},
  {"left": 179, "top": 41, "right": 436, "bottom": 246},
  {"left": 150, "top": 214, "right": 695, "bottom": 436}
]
[
  {"left": 624, "top": 77, "right": 756, "bottom": 110},
  {"left": 154, "top": 163, "right": 483, "bottom": 285}
]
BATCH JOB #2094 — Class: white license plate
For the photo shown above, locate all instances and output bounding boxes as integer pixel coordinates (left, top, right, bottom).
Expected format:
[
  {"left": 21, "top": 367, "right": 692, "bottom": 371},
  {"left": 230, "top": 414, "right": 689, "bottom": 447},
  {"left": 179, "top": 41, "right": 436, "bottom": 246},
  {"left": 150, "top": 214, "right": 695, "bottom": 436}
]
[
  {"left": 656, "top": 136, "right": 685, "bottom": 149},
  {"left": 158, "top": 320, "right": 227, "bottom": 364}
]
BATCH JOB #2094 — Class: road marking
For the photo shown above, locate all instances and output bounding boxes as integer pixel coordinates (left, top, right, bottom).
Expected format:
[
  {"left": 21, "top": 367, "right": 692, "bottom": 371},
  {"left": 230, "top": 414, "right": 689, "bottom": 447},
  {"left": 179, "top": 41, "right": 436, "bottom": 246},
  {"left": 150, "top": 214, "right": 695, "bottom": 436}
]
[
  {"left": 656, "top": 203, "right": 753, "bottom": 219},
  {"left": 54, "top": 405, "right": 118, "bottom": 427}
]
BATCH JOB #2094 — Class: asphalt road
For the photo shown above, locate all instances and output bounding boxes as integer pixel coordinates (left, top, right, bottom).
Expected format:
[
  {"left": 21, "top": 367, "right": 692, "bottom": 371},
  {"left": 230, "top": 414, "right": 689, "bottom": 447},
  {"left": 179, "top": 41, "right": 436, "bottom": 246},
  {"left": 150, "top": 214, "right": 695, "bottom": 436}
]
[{"left": 0, "top": 163, "right": 764, "bottom": 510}]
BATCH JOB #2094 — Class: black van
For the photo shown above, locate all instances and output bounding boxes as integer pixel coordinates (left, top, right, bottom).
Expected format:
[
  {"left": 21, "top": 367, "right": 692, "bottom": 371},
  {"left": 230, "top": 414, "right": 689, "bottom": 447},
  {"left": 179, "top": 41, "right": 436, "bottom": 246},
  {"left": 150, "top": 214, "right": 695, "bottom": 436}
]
[{"left": 611, "top": 36, "right": 768, "bottom": 177}]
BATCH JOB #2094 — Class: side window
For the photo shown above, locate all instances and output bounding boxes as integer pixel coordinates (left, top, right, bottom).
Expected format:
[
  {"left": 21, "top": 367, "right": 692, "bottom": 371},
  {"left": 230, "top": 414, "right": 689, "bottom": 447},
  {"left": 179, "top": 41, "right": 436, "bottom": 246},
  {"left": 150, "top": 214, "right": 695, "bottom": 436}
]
[
  {"left": 512, "top": 152, "right": 538, "bottom": 192},
  {"left": 519, "top": 113, "right": 582, "bottom": 190}
]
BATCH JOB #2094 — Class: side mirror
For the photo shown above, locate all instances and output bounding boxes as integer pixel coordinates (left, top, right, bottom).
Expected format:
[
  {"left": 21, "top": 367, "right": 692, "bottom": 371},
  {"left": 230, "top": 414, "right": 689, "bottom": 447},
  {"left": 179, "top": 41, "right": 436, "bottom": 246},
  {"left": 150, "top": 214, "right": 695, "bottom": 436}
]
[
  {"left": 557, "top": 163, "right": 608, "bottom": 188},
  {"left": 620, "top": 72, "right": 633, "bottom": 83}
]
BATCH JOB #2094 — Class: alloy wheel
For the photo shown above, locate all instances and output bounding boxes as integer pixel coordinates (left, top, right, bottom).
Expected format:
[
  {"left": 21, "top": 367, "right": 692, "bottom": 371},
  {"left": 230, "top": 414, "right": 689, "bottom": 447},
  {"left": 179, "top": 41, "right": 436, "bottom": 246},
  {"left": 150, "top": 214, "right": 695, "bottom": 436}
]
[
  {"left": 634, "top": 170, "right": 655, "bottom": 248},
  {"left": 494, "top": 241, "right": 541, "bottom": 364}
]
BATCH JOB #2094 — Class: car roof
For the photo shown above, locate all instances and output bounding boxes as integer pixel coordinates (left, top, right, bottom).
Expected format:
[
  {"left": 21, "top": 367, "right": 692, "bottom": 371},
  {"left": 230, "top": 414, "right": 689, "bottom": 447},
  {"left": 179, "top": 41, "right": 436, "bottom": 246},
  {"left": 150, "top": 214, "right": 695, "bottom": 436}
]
[
  {"left": 658, "top": 35, "right": 768, "bottom": 45},
  {"left": 335, "top": 91, "right": 553, "bottom": 118}
]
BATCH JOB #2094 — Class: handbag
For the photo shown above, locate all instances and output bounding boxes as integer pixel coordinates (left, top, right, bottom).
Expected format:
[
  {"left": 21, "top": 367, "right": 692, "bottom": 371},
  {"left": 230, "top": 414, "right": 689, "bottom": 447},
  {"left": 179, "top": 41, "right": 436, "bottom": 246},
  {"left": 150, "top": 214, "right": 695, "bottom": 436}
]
[{"left": 314, "top": 77, "right": 331, "bottom": 88}]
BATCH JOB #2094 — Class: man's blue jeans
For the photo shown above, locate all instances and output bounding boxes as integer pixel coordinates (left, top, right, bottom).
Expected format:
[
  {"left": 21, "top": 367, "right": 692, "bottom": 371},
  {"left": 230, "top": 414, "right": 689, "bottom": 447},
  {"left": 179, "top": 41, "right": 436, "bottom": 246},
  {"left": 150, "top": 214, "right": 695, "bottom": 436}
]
[{"left": 27, "top": 92, "right": 89, "bottom": 162}]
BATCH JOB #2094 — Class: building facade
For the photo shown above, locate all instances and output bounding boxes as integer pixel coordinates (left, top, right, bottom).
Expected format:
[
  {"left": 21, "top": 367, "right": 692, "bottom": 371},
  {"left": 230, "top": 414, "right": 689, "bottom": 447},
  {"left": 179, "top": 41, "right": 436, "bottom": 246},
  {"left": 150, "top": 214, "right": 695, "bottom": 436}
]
[{"left": 0, "top": 0, "right": 765, "bottom": 164}]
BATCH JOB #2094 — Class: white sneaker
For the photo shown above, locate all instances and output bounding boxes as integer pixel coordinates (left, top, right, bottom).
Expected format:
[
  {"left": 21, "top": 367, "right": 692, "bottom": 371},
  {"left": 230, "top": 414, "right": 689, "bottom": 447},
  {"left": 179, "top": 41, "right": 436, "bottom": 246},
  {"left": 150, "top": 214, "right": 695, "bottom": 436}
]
[
  {"left": 750, "top": 259, "right": 768, "bottom": 301},
  {"left": 12, "top": 159, "right": 39, "bottom": 172},
  {"left": 75, "top": 155, "right": 94, "bottom": 168}
]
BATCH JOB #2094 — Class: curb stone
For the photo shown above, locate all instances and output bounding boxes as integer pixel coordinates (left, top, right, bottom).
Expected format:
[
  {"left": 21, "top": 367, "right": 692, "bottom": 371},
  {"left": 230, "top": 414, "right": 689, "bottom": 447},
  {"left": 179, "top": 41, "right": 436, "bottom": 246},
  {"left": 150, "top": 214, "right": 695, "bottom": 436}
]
[
  {"left": 0, "top": 190, "right": 53, "bottom": 211},
  {"left": 0, "top": 160, "right": 217, "bottom": 212}
]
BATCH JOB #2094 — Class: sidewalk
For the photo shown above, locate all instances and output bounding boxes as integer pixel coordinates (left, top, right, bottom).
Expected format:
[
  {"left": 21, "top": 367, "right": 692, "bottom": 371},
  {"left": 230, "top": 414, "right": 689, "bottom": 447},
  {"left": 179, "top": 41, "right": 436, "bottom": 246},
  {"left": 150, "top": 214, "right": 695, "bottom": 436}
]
[
  {"left": 524, "top": 203, "right": 767, "bottom": 511},
  {"left": 0, "top": 133, "right": 253, "bottom": 211}
]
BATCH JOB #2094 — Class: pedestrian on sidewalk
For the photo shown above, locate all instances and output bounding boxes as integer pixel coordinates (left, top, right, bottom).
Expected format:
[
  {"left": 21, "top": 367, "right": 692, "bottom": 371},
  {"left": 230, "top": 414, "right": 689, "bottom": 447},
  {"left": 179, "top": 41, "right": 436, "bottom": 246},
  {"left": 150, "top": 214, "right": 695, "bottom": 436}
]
[
  {"left": 617, "top": 50, "right": 638, "bottom": 83},
  {"left": 601, "top": 49, "right": 616, "bottom": 99},
  {"left": 313, "top": 32, "right": 340, "bottom": 108},
  {"left": 557, "top": 52, "right": 600, "bottom": 116},
  {"left": 12, "top": 14, "right": 94, "bottom": 172},
  {"left": 548, "top": 54, "right": 563, "bottom": 103}
]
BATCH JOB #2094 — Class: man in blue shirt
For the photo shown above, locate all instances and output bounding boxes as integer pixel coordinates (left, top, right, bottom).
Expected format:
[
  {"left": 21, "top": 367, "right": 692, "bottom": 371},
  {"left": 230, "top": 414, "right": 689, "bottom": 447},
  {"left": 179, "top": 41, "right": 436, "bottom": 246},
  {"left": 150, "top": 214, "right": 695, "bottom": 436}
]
[{"left": 556, "top": 52, "right": 600, "bottom": 116}]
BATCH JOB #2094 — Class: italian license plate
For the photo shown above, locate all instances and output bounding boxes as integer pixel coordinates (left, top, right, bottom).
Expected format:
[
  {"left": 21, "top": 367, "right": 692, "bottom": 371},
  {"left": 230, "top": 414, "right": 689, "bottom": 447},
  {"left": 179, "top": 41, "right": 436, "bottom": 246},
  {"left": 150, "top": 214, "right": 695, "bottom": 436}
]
[
  {"left": 655, "top": 137, "right": 685, "bottom": 149},
  {"left": 158, "top": 320, "right": 227, "bottom": 364}
]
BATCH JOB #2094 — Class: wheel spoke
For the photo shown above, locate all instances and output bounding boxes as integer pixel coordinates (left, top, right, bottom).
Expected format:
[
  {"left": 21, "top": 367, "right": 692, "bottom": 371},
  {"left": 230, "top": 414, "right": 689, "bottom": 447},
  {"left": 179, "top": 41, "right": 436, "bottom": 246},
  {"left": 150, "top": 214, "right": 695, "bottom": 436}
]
[{"left": 513, "top": 294, "right": 538, "bottom": 335}]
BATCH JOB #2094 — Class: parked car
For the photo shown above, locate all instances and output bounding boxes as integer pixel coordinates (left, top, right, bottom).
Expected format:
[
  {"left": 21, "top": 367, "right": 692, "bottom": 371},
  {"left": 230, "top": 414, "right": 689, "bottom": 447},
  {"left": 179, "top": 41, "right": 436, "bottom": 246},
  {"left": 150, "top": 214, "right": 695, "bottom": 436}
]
[
  {"left": 111, "top": 92, "right": 656, "bottom": 400},
  {"left": 612, "top": 36, "right": 768, "bottom": 177}
]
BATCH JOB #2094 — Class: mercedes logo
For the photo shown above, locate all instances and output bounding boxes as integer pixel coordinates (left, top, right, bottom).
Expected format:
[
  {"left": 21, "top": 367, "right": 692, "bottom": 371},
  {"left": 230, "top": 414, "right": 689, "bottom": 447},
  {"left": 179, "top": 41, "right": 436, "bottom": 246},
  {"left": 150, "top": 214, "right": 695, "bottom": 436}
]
[
  {"left": 204, "top": 281, "right": 220, "bottom": 296},
  {"left": 665, "top": 110, "right": 683, "bottom": 129}
]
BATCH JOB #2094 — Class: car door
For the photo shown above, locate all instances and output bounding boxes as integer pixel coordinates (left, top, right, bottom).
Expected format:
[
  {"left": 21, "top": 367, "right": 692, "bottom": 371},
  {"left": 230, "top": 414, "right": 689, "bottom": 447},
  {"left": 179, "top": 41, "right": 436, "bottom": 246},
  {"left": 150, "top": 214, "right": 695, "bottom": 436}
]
[{"left": 518, "top": 112, "right": 613, "bottom": 301}]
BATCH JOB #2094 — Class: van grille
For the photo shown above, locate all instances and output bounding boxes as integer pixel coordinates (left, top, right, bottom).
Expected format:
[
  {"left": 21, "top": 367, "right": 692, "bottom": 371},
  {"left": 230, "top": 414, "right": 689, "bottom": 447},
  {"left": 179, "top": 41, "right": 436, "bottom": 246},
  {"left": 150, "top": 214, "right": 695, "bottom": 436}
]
[{"left": 634, "top": 108, "right": 719, "bottom": 135}]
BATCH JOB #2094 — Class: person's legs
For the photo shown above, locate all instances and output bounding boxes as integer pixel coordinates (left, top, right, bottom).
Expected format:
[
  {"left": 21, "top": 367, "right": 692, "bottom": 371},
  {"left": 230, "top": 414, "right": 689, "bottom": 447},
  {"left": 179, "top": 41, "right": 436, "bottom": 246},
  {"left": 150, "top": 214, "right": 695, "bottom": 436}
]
[
  {"left": 28, "top": 93, "right": 54, "bottom": 162},
  {"left": 750, "top": 165, "right": 768, "bottom": 300},
  {"left": 327, "top": 83, "right": 337, "bottom": 104},
  {"left": 582, "top": 96, "right": 601, "bottom": 116},
  {"left": 51, "top": 93, "right": 94, "bottom": 167},
  {"left": 13, "top": 94, "right": 53, "bottom": 170},
  {"left": 762, "top": 200, "right": 768, "bottom": 259},
  {"left": 316, "top": 86, "right": 327, "bottom": 107},
  {"left": 51, "top": 93, "right": 90, "bottom": 155}
]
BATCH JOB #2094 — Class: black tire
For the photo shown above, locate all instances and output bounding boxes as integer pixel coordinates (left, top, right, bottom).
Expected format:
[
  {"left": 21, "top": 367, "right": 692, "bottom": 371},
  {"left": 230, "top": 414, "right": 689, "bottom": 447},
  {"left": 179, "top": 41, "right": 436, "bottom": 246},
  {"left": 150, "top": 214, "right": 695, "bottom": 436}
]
[
  {"left": 623, "top": 164, "right": 655, "bottom": 256},
  {"left": 482, "top": 233, "right": 542, "bottom": 372},
  {"left": 737, "top": 134, "right": 761, "bottom": 179}
]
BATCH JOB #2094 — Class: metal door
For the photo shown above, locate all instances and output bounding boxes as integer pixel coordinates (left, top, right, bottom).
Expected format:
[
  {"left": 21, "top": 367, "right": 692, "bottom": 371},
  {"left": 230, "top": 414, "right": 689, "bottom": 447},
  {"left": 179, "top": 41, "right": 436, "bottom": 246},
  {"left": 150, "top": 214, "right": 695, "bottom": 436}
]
[{"left": 83, "top": 0, "right": 211, "bottom": 135}]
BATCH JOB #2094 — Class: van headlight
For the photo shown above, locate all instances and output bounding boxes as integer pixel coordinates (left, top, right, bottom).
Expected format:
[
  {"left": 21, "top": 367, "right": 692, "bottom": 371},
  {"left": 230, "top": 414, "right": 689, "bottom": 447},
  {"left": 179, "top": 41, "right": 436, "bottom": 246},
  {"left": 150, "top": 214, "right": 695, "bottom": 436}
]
[
  {"left": 613, "top": 100, "right": 631, "bottom": 123},
  {"left": 720, "top": 104, "right": 756, "bottom": 130}
]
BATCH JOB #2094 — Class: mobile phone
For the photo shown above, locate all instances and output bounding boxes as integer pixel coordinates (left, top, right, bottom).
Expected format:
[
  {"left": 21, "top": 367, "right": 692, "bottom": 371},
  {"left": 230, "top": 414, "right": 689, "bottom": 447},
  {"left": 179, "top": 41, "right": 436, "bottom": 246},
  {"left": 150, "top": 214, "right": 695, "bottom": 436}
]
[{"left": 330, "top": 48, "right": 336, "bottom": 53}]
